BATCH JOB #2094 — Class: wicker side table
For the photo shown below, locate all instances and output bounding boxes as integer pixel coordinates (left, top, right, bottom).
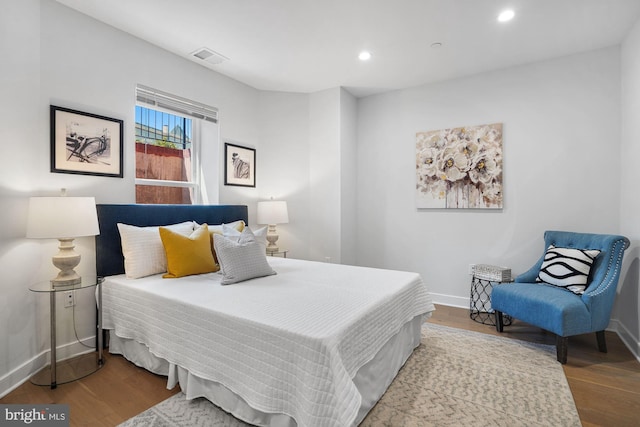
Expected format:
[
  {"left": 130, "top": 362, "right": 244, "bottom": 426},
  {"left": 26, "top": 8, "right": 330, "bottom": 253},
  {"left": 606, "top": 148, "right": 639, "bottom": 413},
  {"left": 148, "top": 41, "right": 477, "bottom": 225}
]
[{"left": 470, "top": 266, "right": 513, "bottom": 326}]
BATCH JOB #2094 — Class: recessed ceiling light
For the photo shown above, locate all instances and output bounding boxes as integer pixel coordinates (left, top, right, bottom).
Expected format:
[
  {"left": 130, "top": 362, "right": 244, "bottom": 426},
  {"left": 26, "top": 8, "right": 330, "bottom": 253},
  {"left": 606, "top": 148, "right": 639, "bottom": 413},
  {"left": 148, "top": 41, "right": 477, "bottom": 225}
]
[
  {"left": 430, "top": 42, "right": 443, "bottom": 49},
  {"left": 497, "top": 9, "right": 515, "bottom": 22},
  {"left": 358, "top": 51, "right": 372, "bottom": 61}
]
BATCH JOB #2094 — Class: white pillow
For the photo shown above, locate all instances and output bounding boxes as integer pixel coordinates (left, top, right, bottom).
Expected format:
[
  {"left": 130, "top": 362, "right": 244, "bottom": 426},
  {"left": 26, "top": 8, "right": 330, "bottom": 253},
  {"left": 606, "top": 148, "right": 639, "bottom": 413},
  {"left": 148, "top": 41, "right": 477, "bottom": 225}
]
[
  {"left": 199, "top": 220, "right": 246, "bottom": 265},
  {"left": 117, "top": 221, "right": 195, "bottom": 279},
  {"left": 213, "top": 229, "right": 276, "bottom": 285},
  {"left": 223, "top": 224, "right": 267, "bottom": 249},
  {"left": 536, "top": 245, "right": 600, "bottom": 295},
  {"left": 200, "top": 219, "right": 245, "bottom": 236}
]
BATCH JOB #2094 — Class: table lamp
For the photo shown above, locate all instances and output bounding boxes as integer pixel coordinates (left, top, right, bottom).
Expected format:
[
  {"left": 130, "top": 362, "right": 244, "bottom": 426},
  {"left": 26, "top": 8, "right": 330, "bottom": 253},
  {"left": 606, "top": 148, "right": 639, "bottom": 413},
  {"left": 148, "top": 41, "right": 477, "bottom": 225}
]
[
  {"left": 257, "top": 199, "right": 289, "bottom": 253},
  {"left": 26, "top": 193, "right": 100, "bottom": 287}
]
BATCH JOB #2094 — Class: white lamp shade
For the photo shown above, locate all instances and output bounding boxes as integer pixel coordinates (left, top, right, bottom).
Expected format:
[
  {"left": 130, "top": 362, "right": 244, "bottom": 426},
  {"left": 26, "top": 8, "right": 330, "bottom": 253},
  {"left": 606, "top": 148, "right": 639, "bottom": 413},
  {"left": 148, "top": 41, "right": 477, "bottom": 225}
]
[
  {"left": 257, "top": 200, "right": 289, "bottom": 225},
  {"left": 26, "top": 197, "right": 100, "bottom": 239}
]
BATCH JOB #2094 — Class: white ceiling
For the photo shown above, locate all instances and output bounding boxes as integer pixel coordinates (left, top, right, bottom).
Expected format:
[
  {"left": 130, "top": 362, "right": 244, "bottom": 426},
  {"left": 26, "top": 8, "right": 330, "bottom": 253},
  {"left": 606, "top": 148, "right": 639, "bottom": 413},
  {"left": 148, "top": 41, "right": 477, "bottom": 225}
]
[{"left": 55, "top": 0, "right": 640, "bottom": 97}]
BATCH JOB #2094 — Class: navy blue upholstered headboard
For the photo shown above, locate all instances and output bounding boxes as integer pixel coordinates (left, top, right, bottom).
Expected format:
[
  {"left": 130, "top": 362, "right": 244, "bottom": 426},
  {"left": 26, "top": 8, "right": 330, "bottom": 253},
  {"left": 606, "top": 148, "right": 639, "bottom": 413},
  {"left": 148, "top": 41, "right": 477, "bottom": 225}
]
[{"left": 95, "top": 204, "right": 249, "bottom": 277}]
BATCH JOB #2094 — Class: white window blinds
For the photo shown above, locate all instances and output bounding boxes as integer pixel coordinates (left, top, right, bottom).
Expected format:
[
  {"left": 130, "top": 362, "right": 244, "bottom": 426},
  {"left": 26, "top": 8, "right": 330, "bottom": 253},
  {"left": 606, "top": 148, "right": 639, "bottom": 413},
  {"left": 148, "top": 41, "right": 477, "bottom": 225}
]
[{"left": 135, "top": 84, "right": 218, "bottom": 123}]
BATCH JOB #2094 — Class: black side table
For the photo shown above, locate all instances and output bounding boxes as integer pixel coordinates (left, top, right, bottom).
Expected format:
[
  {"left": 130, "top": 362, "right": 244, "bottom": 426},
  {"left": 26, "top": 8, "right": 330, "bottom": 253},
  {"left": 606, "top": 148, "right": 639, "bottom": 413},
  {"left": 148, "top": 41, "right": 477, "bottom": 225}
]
[{"left": 470, "top": 275, "right": 513, "bottom": 326}]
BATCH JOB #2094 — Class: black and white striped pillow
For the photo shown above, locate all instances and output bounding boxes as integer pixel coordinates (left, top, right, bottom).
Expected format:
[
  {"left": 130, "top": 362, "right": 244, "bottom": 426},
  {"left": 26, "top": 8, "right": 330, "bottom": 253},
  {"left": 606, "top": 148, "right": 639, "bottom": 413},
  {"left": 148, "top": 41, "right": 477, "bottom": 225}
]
[{"left": 536, "top": 245, "right": 600, "bottom": 295}]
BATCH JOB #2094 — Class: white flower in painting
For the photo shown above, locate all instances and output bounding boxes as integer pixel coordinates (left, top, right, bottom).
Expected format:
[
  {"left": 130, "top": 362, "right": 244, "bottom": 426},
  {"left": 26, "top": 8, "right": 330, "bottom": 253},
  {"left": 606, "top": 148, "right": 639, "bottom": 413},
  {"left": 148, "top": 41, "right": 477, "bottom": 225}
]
[
  {"left": 480, "top": 181, "right": 503, "bottom": 207},
  {"left": 469, "top": 151, "right": 501, "bottom": 185},
  {"left": 475, "top": 124, "right": 501, "bottom": 146},
  {"left": 461, "top": 139, "right": 480, "bottom": 161},
  {"left": 427, "top": 177, "right": 448, "bottom": 199},
  {"left": 437, "top": 145, "right": 470, "bottom": 182},
  {"left": 416, "top": 147, "right": 439, "bottom": 178},
  {"left": 469, "top": 156, "right": 502, "bottom": 185},
  {"left": 417, "top": 131, "right": 446, "bottom": 151}
]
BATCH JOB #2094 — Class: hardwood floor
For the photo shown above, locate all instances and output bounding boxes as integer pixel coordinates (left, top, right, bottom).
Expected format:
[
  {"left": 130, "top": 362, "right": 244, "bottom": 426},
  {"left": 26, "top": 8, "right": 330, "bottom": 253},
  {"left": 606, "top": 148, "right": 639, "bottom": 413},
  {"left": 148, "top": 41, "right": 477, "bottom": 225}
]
[{"left": 2, "top": 304, "right": 639, "bottom": 426}]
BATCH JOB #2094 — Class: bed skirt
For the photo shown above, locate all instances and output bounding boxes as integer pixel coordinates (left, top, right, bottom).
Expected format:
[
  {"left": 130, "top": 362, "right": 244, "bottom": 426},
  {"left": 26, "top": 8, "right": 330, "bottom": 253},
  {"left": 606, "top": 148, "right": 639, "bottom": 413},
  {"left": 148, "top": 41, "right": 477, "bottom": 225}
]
[{"left": 108, "top": 314, "right": 426, "bottom": 426}]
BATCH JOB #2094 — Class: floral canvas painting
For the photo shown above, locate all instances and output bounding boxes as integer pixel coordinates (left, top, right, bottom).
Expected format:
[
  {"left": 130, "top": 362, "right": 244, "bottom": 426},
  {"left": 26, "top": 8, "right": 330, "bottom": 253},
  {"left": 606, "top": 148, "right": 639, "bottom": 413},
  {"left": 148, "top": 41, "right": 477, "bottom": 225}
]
[{"left": 416, "top": 123, "right": 503, "bottom": 209}]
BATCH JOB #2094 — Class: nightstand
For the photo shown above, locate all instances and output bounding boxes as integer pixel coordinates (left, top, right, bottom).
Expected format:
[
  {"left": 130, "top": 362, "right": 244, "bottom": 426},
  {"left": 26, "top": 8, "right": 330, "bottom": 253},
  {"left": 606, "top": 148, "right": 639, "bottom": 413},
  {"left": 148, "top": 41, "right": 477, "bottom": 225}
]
[
  {"left": 29, "top": 277, "right": 104, "bottom": 389},
  {"left": 267, "top": 249, "right": 288, "bottom": 258}
]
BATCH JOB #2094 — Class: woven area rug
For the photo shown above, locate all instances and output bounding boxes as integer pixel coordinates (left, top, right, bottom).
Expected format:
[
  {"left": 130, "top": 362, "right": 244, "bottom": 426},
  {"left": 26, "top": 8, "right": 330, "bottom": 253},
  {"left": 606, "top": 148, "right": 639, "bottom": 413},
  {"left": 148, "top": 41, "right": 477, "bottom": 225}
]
[{"left": 119, "top": 323, "right": 581, "bottom": 427}]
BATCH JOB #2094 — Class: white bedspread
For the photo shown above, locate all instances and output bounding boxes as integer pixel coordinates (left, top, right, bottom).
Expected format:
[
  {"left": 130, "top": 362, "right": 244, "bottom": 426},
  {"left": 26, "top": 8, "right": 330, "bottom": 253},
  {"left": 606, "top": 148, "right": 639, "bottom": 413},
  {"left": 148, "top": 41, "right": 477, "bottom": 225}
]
[{"left": 102, "top": 257, "right": 434, "bottom": 427}]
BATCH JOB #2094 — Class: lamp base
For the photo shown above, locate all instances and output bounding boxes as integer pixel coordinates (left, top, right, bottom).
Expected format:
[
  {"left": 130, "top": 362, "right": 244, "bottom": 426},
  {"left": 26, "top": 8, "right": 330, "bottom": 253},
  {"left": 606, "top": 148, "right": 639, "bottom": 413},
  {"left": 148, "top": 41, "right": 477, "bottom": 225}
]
[
  {"left": 51, "top": 238, "right": 82, "bottom": 288},
  {"left": 266, "top": 224, "right": 279, "bottom": 253},
  {"left": 51, "top": 274, "right": 81, "bottom": 288}
]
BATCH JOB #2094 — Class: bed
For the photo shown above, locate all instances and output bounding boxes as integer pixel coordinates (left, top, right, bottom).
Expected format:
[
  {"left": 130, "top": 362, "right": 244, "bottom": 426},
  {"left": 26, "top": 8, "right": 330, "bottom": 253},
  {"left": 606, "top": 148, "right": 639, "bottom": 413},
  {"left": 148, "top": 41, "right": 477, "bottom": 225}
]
[{"left": 95, "top": 204, "right": 435, "bottom": 427}]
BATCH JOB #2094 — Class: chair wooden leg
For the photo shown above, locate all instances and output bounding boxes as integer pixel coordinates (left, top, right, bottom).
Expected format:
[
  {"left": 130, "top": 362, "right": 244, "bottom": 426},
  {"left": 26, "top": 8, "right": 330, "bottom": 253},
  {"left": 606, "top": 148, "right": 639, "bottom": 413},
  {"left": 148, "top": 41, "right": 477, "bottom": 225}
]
[
  {"left": 495, "top": 311, "right": 504, "bottom": 333},
  {"left": 556, "top": 336, "right": 568, "bottom": 364},
  {"left": 596, "top": 330, "right": 607, "bottom": 353}
]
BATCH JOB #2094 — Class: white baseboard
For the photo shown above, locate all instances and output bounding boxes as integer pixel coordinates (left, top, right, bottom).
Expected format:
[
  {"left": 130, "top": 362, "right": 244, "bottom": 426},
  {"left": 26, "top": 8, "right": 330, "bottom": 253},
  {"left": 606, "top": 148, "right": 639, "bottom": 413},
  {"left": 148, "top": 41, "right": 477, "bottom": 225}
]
[
  {"left": 0, "top": 335, "right": 96, "bottom": 399},
  {"left": 431, "top": 292, "right": 469, "bottom": 309},
  {"left": 608, "top": 319, "right": 640, "bottom": 363}
]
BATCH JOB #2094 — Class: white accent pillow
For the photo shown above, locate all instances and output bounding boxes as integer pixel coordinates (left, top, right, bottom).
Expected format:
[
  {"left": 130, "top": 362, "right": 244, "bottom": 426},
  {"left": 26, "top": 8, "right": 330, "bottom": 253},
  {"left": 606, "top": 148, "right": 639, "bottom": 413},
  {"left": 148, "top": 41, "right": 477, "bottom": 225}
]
[
  {"left": 200, "top": 220, "right": 246, "bottom": 265},
  {"left": 117, "top": 221, "right": 195, "bottom": 279},
  {"left": 223, "top": 224, "right": 268, "bottom": 249},
  {"left": 213, "top": 228, "right": 276, "bottom": 285},
  {"left": 199, "top": 220, "right": 245, "bottom": 236},
  {"left": 536, "top": 245, "right": 601, "bottom": 295}
]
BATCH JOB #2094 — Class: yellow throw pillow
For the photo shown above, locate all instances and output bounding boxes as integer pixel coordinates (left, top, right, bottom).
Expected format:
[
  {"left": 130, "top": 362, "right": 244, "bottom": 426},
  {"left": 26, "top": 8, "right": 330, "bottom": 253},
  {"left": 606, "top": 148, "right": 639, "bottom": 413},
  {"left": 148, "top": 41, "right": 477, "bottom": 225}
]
[{"left": 160, "top": 224, "right": 218, "bottom": 278}]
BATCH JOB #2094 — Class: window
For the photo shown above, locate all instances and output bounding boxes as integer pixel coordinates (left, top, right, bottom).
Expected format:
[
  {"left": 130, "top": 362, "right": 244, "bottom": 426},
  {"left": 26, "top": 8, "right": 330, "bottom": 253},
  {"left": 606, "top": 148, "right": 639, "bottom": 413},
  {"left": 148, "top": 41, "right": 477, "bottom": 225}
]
[
  {"left": 135, "top": 85, "right": 219, "bottom": 204},
  {"left": 135, "top": 106, "right": 193, "bottom": 204}
]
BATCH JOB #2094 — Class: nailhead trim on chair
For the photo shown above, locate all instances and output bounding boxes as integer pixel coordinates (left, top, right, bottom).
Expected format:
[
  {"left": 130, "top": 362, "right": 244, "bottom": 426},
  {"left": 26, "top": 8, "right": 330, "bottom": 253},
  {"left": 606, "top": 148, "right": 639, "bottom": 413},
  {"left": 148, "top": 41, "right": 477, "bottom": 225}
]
[{"left": 588, "top": 238, "right": 628, "bottom": 298}]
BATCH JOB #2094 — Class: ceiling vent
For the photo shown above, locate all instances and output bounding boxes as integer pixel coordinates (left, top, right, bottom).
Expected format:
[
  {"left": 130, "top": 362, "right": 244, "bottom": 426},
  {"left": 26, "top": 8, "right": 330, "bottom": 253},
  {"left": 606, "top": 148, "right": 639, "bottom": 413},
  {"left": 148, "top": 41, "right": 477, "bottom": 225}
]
[{"left": 190, "top": 47, "right": 229, "bottom": 65}]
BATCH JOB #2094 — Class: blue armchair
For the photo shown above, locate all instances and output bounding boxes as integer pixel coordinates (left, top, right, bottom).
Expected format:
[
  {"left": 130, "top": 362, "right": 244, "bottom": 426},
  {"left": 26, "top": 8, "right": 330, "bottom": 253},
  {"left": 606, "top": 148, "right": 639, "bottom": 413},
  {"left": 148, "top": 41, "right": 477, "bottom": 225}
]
[{"left": 491, "top": 231, "right": 629, "bottom": 364}]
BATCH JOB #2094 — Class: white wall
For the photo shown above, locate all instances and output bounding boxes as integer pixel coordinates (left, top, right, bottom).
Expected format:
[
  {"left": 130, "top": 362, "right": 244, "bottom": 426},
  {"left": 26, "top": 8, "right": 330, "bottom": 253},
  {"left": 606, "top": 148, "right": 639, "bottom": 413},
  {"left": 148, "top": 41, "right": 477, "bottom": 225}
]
[
  {"left": 308, "top": 88, "right": 342, "bottom": 262},
  {"left": 255, "top": 88, "right": 357, "bottom": 265},
  {"left": 305, "top": 87, "right": 358, "bottom": 264},
  {"left": 0, "top": 0, "right": 263, "bottom": 396},
  {"left": 256, "top": 91, "right": 311, "bottom": 258},
  {"left": 340, "top": 88, "right": 358, "bottom": 265},
  {"left": 619, "top": 18, "right": 640, "bottom": 357},
  {"left": 0, "top": 0, "right": 44, "bottom": 396},
  {"left": 257, "top": 88, "right": 357, "bottom": 264},
  {"left": 356, "top": 48, "right": 622, "bottom": 309}
]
